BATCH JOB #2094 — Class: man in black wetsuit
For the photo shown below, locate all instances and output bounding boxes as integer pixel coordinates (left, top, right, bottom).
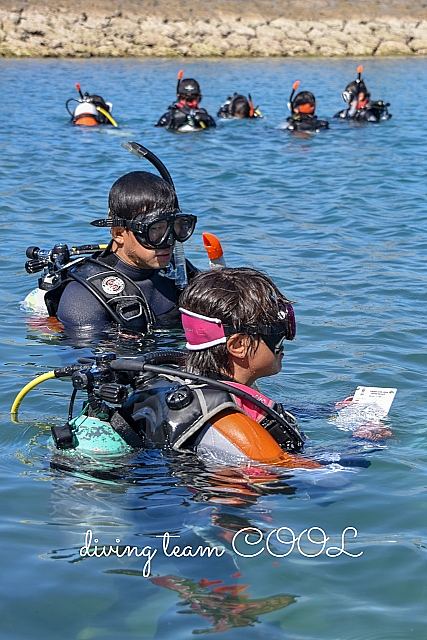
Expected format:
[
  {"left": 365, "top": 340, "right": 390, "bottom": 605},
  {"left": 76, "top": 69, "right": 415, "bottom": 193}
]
[
  {"left": 156, "top": 77, "right": 216, "bottom": 132},
  {"left": 45, "top": 171, "right": 198, "bottom": 338},
  {"left": 284, "top": 91, "right": 329, "bottom": 132}
]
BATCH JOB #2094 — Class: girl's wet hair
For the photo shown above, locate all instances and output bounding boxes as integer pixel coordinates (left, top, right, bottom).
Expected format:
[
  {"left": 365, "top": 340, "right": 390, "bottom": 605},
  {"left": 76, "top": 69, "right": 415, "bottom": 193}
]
[
  {"left": 179, "top": 267, "right": 291, "bottom": 376},
  {"left": 108, "top": 171, "right": 177, "bottom": 221},
  {"left": 231, "top": 96, "right": 250, "bottom": 117}
]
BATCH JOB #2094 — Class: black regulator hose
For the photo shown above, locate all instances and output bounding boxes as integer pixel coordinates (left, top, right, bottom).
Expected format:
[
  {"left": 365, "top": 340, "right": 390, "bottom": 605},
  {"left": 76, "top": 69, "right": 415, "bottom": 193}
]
[{"left": 66, "top": 98, "right": 79, "bottom": 117}]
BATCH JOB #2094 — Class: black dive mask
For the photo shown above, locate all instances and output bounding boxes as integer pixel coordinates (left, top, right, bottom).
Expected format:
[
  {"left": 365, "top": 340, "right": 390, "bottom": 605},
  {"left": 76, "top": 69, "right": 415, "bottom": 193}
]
[
  {"left": 256, "top": 303, "right": 296, "bottom": 354},
  {"left": 132, "top": 213, "right": 197, "bottom": 249},
  {"left": 91, "top": 213, "right": 197, "bottom": 249},
  {"left": 224, "top": 302, "right": 296, "bottom": 355}
]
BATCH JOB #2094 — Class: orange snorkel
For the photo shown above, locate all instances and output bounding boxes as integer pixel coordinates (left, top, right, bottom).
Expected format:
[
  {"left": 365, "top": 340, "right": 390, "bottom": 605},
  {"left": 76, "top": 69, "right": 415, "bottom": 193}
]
[
  {"left": 202, "top": 232, "right": 226, "bottom": 268},
  {"left": 75, "top": 82, "right": 84, "bottom": 99},
  {"left": 248, "top": 93, "right": 254, "bottom": 118},
  {"left": 176, "top": 69, "right": 184, "bottom": 95}
]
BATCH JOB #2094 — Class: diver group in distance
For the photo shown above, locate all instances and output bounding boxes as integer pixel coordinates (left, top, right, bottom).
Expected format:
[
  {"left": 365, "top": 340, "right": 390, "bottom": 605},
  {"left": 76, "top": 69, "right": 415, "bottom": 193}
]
[{"left": 67, "top": 64, "right": 391, "bottom": 132}]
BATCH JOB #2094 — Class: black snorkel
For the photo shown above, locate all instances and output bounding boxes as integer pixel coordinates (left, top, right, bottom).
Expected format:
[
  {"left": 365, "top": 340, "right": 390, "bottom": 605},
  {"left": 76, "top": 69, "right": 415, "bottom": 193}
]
[
  {"left": 120, "top": 141, "right": 188, "bottom": 289},
  {"left": 356, "top": 65, "right": 363, "bottom": 91},
  {"left": 121, "top": 141, "right": 179, "bottom": 210},
  {"left": 76, "top": 82, "right": 84, "bottom": 99},
  {"left": 287, "top": 81, "right": 300, "bottom": 113},
  {"left": 65, "top": 82, "right": 85, "bottom": 117}
]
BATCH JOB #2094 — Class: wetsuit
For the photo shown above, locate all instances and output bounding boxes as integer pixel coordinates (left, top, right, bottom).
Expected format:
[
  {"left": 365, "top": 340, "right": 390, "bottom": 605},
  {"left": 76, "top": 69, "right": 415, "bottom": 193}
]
[
  {"left": 156, "top": 102, "right": 216, "bottom": 131},
  {"left": 44, "top": 247, "right": 197, "bottom": 337},
  {"left": 285, "top": 114, "right": 329, "bottom": 132},
  {"left": 334, "top": 100, "right": 391, "bottom": 122}
]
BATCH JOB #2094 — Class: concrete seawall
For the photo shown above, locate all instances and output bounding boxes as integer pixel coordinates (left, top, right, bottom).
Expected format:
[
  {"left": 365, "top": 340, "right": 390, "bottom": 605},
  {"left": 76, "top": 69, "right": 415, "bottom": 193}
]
[{"left": 2, "top": 1, "right": 427, "bottom": 57}]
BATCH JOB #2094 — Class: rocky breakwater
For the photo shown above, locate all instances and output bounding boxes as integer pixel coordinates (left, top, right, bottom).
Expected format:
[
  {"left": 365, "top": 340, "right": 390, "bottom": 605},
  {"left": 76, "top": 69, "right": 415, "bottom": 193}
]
[{"left": 2, "top": 4, "right": 427, "bottom": 57}]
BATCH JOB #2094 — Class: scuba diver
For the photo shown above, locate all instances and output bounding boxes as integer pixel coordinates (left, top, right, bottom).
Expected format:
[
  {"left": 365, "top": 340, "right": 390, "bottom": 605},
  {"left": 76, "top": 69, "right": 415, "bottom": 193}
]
[
  {"left": 18, "top": 267, "right": 317, "bottom": 468},
  {"left": 156, "top": 70, "right": 216, "bottom": 132},
  {"left": 334, "top": 66, "right": 391, "bottom": 122},
  {"left": 283, "top": 81, "right": 329, "bottom": 132},
  {"left": 23, "top": 143, "right": 198, "bottom": 339},
  {"left": 217, "top": 93, "right": 262, "bottom": 119},
  {"left": 66, "top": 83, "right": 117, "bottom": 127}
]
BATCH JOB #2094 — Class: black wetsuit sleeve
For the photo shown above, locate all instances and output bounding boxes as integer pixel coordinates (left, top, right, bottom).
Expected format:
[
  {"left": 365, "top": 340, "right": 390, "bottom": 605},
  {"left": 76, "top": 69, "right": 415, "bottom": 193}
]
[
  {"left": 155, "top": 110, "right": 173, "bottom": 128},
  {"left": 57, "top": 281, "right": 111, "bottom": 331}
]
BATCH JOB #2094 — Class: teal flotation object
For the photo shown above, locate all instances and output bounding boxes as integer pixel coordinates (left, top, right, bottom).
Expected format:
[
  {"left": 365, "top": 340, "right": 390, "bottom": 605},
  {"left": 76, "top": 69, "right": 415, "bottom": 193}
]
[{"left": 54, "top": 414, "right": 134, "bottom": 458}]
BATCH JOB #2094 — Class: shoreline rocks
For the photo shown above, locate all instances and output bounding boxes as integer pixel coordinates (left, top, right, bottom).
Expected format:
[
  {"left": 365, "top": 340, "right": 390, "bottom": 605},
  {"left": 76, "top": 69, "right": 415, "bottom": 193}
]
[{"left": 1, "top": 4, "right": 427, "bottom": 57}]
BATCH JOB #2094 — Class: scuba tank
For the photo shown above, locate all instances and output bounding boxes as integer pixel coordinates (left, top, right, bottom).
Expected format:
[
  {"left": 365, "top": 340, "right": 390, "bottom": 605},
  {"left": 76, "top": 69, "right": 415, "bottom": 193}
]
[
  {"left": 65, "top": 83, "right": 117, "bottom": 127},
  {"left": 71, "top": 101, "right": 100, "bottom": 127}
]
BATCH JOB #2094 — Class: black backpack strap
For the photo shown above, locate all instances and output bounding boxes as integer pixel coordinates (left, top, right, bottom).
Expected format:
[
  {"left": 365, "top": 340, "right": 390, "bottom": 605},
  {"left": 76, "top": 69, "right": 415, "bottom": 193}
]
[{"left": 71, "top": 257, "right": 157, "bottom": 331}]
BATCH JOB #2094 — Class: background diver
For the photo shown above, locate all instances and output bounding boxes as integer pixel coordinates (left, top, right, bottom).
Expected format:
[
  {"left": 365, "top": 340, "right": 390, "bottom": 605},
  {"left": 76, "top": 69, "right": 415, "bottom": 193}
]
[
  {"left": 283, "top": 81, "right": 329, "bottom": 132},
  {"left": 334, "top": 65, "right": 391, "bottom": 122},
  {"left": 66, "top": 82, "right": 116, "bottom": 126},
  {"left": 156, "top": 70, "right": 216, "bottom": 131},
  {"left": 217, "top": 93, "right": 262, "bottom": 119}
]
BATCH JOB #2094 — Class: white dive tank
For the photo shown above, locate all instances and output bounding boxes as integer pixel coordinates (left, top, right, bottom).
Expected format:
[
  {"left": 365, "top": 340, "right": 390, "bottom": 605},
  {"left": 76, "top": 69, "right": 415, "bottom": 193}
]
[
  {"left": 73, "top": 101, "right": 98, "bottom": 118},
  {"left": 22, "top": 287, "right": 49, "bottom": 316}
]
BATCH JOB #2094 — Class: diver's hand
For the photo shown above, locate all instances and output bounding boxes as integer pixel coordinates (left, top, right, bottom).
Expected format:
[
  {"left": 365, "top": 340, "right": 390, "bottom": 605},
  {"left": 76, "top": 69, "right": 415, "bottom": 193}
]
[
  {"left": 353, "top": 423, "right": 394, "bottom": 441},
  {"left": 334, "top": 395, "right": 354, "bottom": 409}
]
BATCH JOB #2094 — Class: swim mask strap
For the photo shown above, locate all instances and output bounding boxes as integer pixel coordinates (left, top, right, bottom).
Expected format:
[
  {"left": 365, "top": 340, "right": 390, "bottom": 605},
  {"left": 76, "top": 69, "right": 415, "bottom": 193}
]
[{"left": 180, "top": 308, "right": 228, "bottom": 350}]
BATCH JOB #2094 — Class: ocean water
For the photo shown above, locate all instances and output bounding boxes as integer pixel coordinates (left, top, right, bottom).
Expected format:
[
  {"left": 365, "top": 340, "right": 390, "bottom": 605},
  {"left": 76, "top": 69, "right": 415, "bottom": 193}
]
[{"left": 0, "top": 56, "right": 426, "bottom": 639}]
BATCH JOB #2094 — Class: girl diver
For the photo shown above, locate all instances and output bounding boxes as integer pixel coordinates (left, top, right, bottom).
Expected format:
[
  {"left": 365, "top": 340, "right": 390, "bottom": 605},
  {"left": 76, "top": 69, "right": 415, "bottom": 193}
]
[{"left": 178, "top": 267, "right": 318, "bottom": 467}]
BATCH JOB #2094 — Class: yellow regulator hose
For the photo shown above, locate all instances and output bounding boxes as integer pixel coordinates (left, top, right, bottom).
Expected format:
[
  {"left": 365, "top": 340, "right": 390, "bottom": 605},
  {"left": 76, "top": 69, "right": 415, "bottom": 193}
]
[{"left": 11, "top": 371, "right": 55, "bottom": 416}]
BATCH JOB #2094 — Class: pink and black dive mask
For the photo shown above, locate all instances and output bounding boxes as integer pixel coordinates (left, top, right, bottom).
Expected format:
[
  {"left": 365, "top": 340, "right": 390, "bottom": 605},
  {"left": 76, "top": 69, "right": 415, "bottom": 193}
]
[{"left": 180, "top": 303, "right": 296, "bottom": 355}]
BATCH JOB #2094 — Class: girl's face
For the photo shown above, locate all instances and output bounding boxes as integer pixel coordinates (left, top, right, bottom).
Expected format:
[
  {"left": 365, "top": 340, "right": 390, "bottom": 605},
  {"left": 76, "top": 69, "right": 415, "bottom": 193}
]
[
  {"left": 247, "top": 338, "right": 284, "bottom": 382},
  {"left": 228, "top": 334, "right": 284, "bottom": 387}
]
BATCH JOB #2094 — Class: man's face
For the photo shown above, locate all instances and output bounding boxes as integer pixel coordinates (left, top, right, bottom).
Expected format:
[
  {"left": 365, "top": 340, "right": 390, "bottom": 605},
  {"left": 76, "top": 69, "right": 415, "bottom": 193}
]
[
  {"left": 179, "top": 93, "right": 201, "bottom": 107},
  {"left": 112, "top": 227, "right": 174, "bottom": 270}
]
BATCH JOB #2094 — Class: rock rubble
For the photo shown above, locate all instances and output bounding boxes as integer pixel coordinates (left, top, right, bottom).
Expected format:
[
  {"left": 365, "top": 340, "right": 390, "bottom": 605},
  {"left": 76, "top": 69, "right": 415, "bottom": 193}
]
[{"left": 1, "top": 3, "right": 427, "bottom": 57}]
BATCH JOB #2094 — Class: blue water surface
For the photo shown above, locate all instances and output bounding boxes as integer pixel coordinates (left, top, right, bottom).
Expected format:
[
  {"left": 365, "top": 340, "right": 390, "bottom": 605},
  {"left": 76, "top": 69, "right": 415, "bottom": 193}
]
[{"left": 0, "top": 57, "right": 426, "bottom": 639}]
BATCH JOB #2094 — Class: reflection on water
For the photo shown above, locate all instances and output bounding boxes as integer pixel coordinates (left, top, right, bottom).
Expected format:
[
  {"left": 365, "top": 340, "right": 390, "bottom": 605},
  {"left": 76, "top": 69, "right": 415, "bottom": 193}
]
[{"left": 148, "top": 574, "right": 296, "bottom": 635}]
